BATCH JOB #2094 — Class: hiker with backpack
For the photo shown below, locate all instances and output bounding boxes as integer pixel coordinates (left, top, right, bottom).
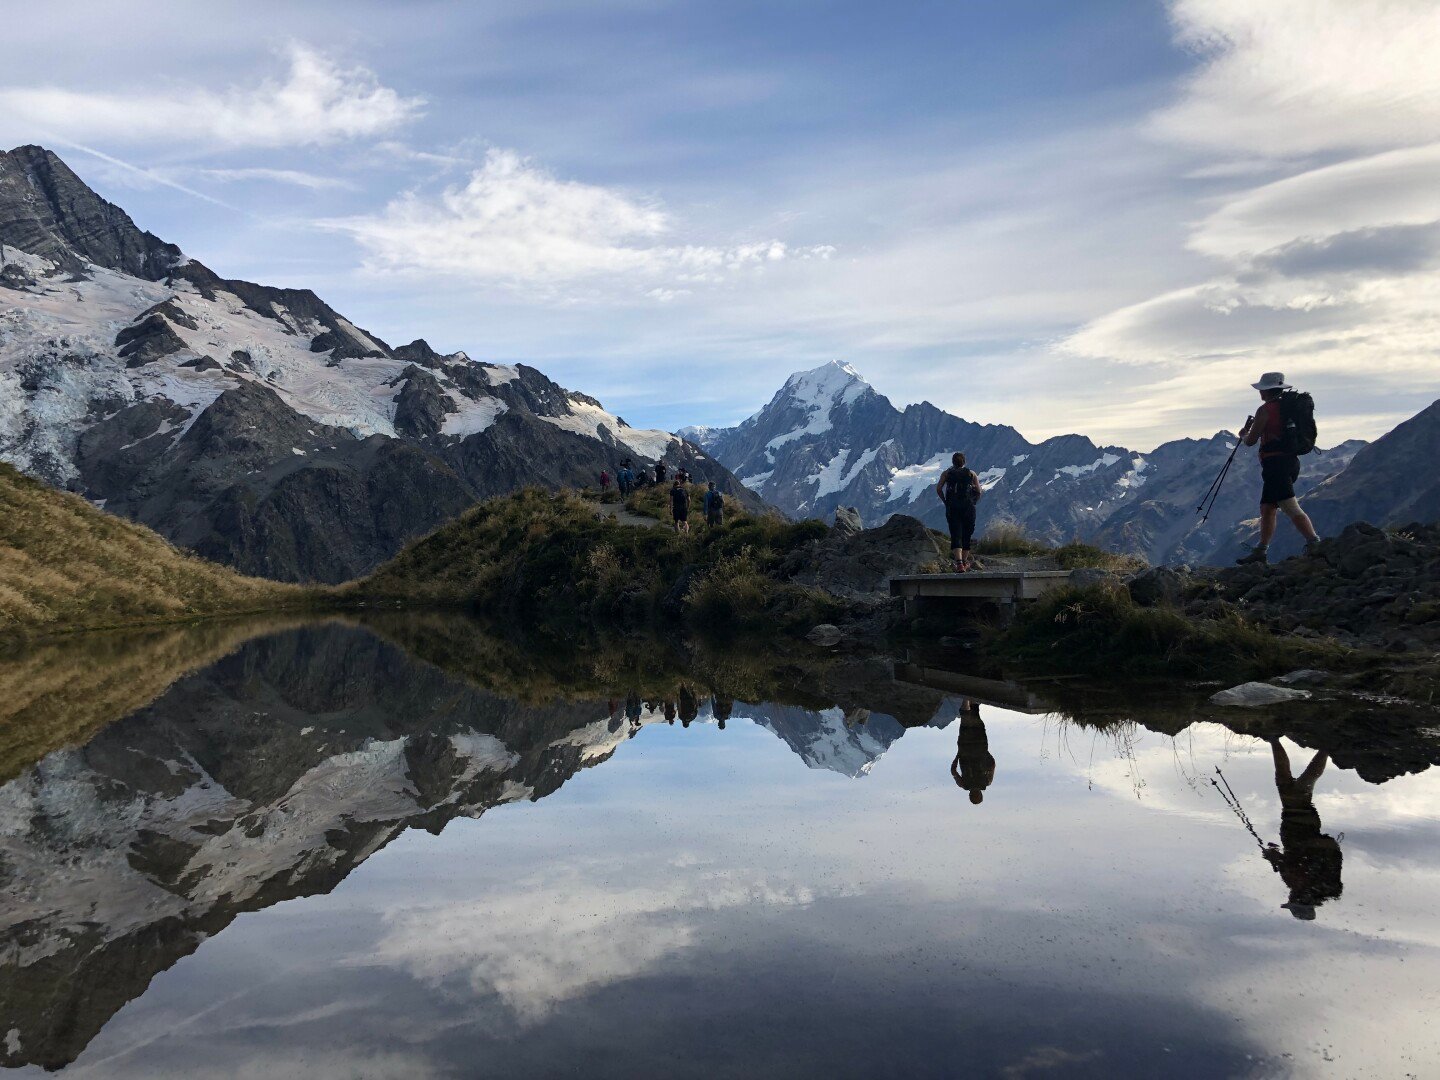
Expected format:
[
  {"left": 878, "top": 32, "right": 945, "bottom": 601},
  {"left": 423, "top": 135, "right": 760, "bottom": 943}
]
[
  {"left": 599, "top": 469, "right": 612, "bottom": 494},
  {"left": 703, "top": 481, "right": 724, "bottom": 527},
  {"left": 654, "top": 461, "right": 668, "bottom": 485},
  {"left": 617, "top": 461, "right": 634, "bottom": 496},
  {"left": 670, "top": 477, "right": 691, "bottom": 534},
  {"left": 1236, "top": 372, "right": 1321, "bottom": 565},
  {"left": 934, "top": 452, "right": 982, "bottom": 572}
]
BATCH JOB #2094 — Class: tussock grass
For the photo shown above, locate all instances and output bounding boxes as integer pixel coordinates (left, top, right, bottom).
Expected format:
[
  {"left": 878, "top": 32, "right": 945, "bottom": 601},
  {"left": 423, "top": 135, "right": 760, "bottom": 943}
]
[
  {"left": 973, "top": 519, "right": 1051, "bottom": 557},
  {"left": 353, "top": 486, "right": 836, "bottom": 634},
  {"left": 0, "top": 463, "right": 312, "bottom": 640},
  {"left": 987, "top": 582, "right": 1338, "bottom": 679},
  {"left": 1051, "top": 542, "right": 1147, "bottom": 574}
]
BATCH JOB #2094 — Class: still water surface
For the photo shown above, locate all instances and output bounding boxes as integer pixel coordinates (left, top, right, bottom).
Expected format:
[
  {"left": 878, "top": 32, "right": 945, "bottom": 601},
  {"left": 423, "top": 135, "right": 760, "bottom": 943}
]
[{"left": 2, "top": 619, "right": 1437, "bottom": 1078}]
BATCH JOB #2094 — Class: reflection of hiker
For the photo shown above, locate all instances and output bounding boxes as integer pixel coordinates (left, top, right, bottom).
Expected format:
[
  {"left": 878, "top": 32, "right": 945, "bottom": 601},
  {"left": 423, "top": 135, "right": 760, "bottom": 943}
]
[
  {"left": 703, "top": 482, "right": 725, "bottom": 527},
  {"left": 670, "top": 479, "right": 691, "bottom": 534},
  {"left": 712, "top": 694, "right": 733, "bottom": 730},
  {"left": 625, "top": 691, "right": 642, "bottom": 724},
  {"left": 664, "top": 700, "right": 676, "bottom": 724},
  {"left": 1236, "top": 373, "right": 1321, "bottom": 565},
  {"left": 679, "top": 685, "right": 698, "bottom": 727},
  {"left": 1262, "top": 738, "right": 1342, "bottom": 920},
  {"left": 934, "top": 452, "right": 982, "bottom": 573},
  {"left": 950, "top": 699, "right": 994, "bottom": 804}
]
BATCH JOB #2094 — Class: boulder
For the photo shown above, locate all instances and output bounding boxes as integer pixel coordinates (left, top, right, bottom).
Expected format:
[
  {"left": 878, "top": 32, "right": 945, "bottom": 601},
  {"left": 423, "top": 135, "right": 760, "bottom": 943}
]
[
  {"left": 1128, "top": 565, "right": 1190, "bottom": 607},
  {"left": 806, "top": 623, "right": 844, "bottom": 646},
  {"left": 1209, "top": 682, "right": 1312, "bottom": 707},
  {"left": 792, "top": 514, "right": 941, "bottom": 601},
  {"left": 832, "top": 506, "right": 863, "bottom": 537},
  {"left": 1069, "top": 567, "right": 1119, "bottom": 589},
  {"left": 1272, "top": 669, "right": 1330, "bottom": 688}
]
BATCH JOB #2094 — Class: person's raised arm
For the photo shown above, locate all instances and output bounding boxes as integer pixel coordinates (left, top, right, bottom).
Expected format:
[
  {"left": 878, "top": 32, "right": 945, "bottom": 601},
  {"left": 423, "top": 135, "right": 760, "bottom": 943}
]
[{"left": 1241, "top": 408, "right": 1261, "bottom": 447}]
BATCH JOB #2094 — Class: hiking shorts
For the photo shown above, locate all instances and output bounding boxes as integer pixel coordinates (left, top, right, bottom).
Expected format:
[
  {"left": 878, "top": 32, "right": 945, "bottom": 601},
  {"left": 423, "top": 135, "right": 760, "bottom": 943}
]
[
  {"left": 672, "top": 508, "right": 688, "bottom": 522},
  {"left": 946, "top": 502, "right": 976, "bottom": 550},
  {"left": 1260, "top": 455, "right": 1300, "bottom": 506}
]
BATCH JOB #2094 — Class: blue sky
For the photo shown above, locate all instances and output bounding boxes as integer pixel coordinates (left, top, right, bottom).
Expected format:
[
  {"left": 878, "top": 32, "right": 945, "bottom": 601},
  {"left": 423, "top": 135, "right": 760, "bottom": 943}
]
[{"left": 3, "top": 0, "right": 1438, "bottom": 449}]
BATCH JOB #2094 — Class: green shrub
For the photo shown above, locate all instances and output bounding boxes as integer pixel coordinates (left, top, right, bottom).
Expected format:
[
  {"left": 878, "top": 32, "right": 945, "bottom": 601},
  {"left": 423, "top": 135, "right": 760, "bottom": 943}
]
[{"left": 1052, "top": 542, "right": 1147, "bottom": 573}]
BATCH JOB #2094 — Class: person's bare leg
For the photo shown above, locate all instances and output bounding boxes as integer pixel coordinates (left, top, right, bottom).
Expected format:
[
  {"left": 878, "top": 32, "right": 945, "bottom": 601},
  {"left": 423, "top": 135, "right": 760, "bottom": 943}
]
[
  {"left": 1259, "top": 504, "right": 1278, "bottom": 546},
  {"left": 1278, "top": 498, "right": 1319, "bottom": 543}
]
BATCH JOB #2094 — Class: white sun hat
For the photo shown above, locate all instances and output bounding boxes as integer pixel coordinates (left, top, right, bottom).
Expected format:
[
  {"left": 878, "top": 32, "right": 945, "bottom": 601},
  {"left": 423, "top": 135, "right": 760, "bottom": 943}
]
[{"left": 1252, "top": 372, "right": 1290, "bottom": 391}]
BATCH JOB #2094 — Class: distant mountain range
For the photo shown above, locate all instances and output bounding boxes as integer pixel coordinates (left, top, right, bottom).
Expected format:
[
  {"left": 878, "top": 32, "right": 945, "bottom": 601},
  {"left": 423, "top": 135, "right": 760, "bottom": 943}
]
[
  {"left": 683, "top": 361, "right": 1432, "bottom": 564},
  {"left": 0, "top": 145, "right": 752, "bottom": 583}
]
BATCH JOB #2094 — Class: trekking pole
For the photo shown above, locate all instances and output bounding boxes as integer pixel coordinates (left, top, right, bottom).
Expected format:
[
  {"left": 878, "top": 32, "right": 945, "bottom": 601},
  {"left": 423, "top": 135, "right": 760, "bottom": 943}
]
[
  {"left": 1211, "top": 766, "right": 1267, "bottom": 853},
  {"left": 1195, "top": 419, "right": 1247, "bottom": 522}
]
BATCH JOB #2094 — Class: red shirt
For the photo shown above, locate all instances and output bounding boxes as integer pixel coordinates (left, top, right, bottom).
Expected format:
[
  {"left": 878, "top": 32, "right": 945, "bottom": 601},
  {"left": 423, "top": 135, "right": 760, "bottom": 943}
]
[{"left": 1257, "top": 401, "right": 1286, "bottom": 458}]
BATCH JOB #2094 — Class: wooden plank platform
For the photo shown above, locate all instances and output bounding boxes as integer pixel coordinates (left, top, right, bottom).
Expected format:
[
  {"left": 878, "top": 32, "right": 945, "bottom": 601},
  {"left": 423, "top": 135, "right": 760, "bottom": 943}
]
[
  {"left": 888, "top": 570, "right": 1072, "bottom": 602},
  {"left": 891, "top": 662, "right": 1052, "bottom": 715}
]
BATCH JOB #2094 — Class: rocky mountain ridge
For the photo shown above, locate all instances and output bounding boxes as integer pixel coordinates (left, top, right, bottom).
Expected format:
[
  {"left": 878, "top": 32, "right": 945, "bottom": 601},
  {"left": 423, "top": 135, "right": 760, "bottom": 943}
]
[
  {"left": 684, "top": 361, "right": 1412, "bottom": 565},
  {"left": 0, "top": 145, "right": 753, "bottom": 582}
]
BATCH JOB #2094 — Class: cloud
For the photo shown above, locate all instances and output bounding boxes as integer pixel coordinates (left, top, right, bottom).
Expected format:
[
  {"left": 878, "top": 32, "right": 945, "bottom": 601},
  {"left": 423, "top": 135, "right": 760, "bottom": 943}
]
[
  {"left": 1061, "top": 2, "right": 1440, "bottom": 425},
  {"left": 188, "top": 167, "right": 358, "bottom": 191},
  {"left": 1189, "top": 143, "right": 1440, "bottom": 259},
  {"left": 371, "top": 862, "right": 830, "bottom": 1021},
  {"left": 1152, "top": 0, "right": 1440, "bottom": 158},
  {"left": 0, "top": 43, "right": 422, "bottom": 149},
  {"left": 323, "top": 148, "right": 833, "bottom": 296}
]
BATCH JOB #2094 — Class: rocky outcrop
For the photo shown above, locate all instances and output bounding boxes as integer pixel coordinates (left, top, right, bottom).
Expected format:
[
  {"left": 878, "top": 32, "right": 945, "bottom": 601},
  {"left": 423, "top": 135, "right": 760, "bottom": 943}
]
[
  {"left": 0, "top": 145, "right": 181, "bottom": 279},
  {"left": 1146, "top": 522, "right": 1440, "bottom": 655},
  {"left": 789, "top": 514, "right": 942, "bottom": 601}
]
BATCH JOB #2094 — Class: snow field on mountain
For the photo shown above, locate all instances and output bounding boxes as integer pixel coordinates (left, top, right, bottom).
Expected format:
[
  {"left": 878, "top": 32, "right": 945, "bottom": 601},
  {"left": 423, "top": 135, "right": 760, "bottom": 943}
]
[{"left": 540, "top": 396, "right": 677, "bottom": 459}]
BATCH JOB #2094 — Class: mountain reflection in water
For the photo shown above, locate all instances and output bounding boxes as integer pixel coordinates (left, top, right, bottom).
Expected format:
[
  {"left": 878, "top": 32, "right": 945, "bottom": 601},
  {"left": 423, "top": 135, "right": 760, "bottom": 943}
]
[{"left": 2, "top": 618, "right": 1438, "bottom": 1078}]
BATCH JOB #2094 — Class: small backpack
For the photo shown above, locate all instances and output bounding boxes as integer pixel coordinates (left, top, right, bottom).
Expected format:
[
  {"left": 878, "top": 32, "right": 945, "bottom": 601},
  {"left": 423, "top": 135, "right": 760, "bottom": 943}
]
[
  {"left": 711, "top": 491, "right": 724, "bottom": 511},
  {"left": 1277, "top": 390, "right": 1317, "bottom": 455}
]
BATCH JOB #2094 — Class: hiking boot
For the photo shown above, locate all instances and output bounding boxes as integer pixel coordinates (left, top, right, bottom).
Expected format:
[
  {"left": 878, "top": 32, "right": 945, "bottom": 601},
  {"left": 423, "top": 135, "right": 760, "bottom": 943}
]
[
  {"left": 1304, "top": 539, "right": 1322, "bottom": 557},
  {"left": 1235, "top": 546, "right": 1269, "bottom": 566}
]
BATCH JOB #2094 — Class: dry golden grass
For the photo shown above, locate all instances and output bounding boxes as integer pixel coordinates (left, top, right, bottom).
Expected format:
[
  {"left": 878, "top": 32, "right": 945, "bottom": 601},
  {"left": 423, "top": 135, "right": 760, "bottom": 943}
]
[{"left": 0, "top": 463, "right": 314, "bottom": 640}]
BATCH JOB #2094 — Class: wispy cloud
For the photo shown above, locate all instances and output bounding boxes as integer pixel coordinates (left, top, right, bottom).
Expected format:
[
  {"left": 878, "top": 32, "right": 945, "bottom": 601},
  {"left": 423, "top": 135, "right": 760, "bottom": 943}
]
[
  {"left": 187, "top": 166, "right": 358, "bottom": 192},
  {"left": 0, "top": 43, "right": 422, "bottom": 150},
  {"left": 323, "top": 148, "right": 834, "bottom": 297},
  {"left": 1063, "top": 0, "right": 1440, "bottom": 425}
]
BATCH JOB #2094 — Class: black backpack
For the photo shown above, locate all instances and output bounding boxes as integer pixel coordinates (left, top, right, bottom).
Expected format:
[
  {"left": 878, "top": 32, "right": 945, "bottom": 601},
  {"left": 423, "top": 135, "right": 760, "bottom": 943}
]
[
  {"left": 1277, "top": 390, "right": 1317, "bottom": 455},
  {"left": 711, "top": 491, "right": 724, "bottom": 511}
]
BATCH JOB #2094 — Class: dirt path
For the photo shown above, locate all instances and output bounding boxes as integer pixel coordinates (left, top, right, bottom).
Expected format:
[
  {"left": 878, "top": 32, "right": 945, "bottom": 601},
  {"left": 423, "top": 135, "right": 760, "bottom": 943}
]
[{"left": 585, "top": 499, "right": 660, "bottom": 529}]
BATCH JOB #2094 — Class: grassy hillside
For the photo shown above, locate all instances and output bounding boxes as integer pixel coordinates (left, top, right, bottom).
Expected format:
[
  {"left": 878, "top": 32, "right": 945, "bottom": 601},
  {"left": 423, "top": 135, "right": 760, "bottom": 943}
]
[
  {"left": 0, "top": 463, "right": 311, "bottom": 639},
  {"left": 352, "top": 485, "right": 841, "bottom": 634}
]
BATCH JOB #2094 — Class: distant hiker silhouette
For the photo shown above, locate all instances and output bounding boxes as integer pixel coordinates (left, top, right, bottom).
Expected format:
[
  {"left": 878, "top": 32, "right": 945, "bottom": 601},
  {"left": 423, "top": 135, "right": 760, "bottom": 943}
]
[
  {"left": 1263, "top": 738, "right": 1342, "bottom": 920},
  {"left": 950, "top": 699, "right": 994, "bottom": 804}
]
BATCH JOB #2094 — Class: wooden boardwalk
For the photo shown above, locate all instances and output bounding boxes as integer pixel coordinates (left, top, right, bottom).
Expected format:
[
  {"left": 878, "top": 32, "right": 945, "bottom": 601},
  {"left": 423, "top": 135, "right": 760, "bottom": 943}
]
[{"left": 889, "top": 570, "right": 1072, "bottom": 603}]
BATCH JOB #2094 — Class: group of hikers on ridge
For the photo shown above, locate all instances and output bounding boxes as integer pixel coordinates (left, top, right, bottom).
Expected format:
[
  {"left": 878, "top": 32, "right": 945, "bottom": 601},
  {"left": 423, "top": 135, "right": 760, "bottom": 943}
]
[
  {"left": 597, "top": 458, "right": 725, "bottom": 534},
  {"left": 930, "top": 370, "right": 1322, "bottom": 573}
]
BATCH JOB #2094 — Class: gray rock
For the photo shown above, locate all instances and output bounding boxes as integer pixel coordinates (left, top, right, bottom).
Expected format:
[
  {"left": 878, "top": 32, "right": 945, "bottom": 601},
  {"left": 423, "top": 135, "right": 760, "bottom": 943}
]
[
  {"left": 833, "top": 506, "right": 863, "bottom": 536},
  {"left": 806, "top": 623, "right": 844, "bottom": 646},
  {"left": 1128, "top": 565, "right": 1190, "bottom": 607},
  {"left": 792, "top": 514, "right": 942, "bottom": 601},
  {"left": 1209, "top": 682, "right": 1313, "bottom": 707},
  {"left": 1272, "top": 669, "right": 1330, "bottom": 687}
]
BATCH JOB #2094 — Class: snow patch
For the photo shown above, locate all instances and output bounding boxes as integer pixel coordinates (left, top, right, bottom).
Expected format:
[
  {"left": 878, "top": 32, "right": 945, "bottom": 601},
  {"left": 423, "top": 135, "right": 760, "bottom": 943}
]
[
  {"left": 442, "top": 395, "right": 508, "bottom": 437},
  {"left": 976, "top": 466, "right": 1006, "bottom": 490},
  {"left": 740, "top": 469, "right": 773, "bottom": 490},
  {"left": 885, "top": 452, "right": 951, "bottom": 503},
  {"left": 1055, "top": 453, "right": 1120, "bottom": 479},
  {"left": 541, "top": 398, "right": 676, "bottom": 459}
]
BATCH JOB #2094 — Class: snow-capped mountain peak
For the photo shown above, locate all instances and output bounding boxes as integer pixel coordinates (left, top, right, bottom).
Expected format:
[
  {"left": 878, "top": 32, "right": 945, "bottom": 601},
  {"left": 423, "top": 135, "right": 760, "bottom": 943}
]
[{"left": 0, "top": 145, "right": 756, "bottom": 583}]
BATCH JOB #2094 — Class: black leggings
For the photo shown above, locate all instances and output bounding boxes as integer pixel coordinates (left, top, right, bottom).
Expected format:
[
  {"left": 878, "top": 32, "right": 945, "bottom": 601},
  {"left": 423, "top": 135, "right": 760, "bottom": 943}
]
[{"left": 946, "top": 502, "right": 976, "bottom": 550}]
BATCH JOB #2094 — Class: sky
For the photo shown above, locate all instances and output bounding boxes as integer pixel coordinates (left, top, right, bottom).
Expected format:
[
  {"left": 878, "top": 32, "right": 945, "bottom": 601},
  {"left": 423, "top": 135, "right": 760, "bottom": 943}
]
[{"left": 2, "top": 0, "right": 1438, "bottom": 450}]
